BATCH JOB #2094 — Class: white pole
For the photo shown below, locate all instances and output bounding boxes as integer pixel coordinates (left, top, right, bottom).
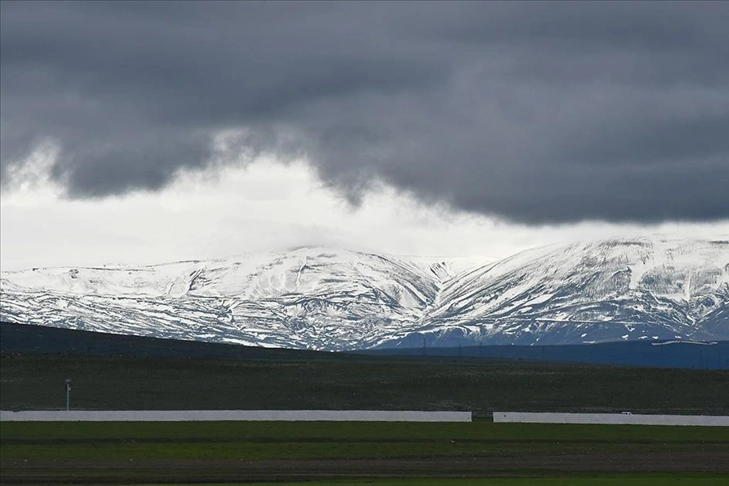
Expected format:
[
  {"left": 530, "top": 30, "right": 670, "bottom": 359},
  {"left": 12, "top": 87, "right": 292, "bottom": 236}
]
[{"left": 65, "top": 379, "right": 72, "bottom": 411}]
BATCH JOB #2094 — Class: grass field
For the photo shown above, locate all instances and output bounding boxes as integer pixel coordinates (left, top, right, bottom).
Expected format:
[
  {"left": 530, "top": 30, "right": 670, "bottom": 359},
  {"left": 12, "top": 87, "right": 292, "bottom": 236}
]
[
  {"left": 140, "top": 479, "right": 729, "bottom": 486},
  {"left": 2, "top": 342, "right": 729, "bottom": 484},
  {"left": 3, "top": 353, "right": 729, "bottom": 416},
  {"left": 53, "top": 478, "right": 729, "bottom": 486},
  {"left": 2, "top": 421, "right": 728, "bottom": 484},
  {"left": 233, "top": 479, "right": 729, "bottom": 486}
]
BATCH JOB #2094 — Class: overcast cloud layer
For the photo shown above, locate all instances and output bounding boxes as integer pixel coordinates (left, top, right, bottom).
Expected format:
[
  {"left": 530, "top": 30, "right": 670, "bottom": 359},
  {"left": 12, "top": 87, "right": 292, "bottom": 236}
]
[{"left": 2, "top": 1, "right": 728, "bottom": 224}]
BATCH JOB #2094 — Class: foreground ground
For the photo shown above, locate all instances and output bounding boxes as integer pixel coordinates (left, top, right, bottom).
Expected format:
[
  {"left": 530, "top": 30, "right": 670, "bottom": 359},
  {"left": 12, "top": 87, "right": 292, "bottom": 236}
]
[
  {"left": 2, "top": 349, "right": 728, "bottom": 484},
  {"left": 2, "top": 421, "right": 728, "bottom": 484}
]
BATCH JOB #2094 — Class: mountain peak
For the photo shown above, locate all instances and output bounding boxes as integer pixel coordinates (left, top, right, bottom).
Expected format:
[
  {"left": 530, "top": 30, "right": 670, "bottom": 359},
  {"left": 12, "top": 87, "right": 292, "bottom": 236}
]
[{"left": 2, "top": 237, "right": 727, "bottom": 350}]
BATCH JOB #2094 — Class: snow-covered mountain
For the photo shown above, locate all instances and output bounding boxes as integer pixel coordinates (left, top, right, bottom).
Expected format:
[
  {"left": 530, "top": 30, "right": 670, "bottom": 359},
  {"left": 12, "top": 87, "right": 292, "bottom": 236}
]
[
  {"left": 385, "top": 238, "right": 729, "bottom": 347},
  {"left": 1, "top": 237, "right": 727, "bottom": 350}
]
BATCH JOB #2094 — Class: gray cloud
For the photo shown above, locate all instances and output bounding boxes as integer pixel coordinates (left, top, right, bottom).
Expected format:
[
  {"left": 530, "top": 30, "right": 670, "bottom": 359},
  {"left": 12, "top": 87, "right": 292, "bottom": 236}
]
[{"left": 1, "top": 1, "right": 728, "bottom": 223}]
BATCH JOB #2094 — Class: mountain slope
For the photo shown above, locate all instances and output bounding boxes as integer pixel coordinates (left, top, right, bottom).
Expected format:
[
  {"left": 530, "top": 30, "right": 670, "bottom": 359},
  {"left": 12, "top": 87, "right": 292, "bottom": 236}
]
[
  {"left": 382, "top": 238, "right": 729, "bottom": 347},
  {"left": 1, "top": 248, "right": 447, "bottom": 349},
  {"left": 1, "top": 238, "right": 727, "bottom": 350}
]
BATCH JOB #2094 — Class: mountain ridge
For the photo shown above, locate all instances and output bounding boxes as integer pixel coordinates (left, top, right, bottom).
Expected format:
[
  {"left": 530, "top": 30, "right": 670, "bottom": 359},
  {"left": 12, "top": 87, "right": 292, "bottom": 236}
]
[{"left": 2, "top": 236, "right": 727, "bottom": 350}]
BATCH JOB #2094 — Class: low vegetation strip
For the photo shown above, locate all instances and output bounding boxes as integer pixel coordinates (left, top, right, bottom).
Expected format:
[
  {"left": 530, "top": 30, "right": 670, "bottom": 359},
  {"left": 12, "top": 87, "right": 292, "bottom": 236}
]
[
  {"left": 108, "top": 478, "right": 729, "bottom": 486},
  {"left": 2, "top": 422, "right": 728, "bottom": 484},
  {"left": 494, "top": 412, "right": 729, "bottom": 426},
  {"left": 4, "top": 354, "right": 728, "bottom": 416},
  {"left": 0, "top": 410, "right": 471, "bottom": 422}
]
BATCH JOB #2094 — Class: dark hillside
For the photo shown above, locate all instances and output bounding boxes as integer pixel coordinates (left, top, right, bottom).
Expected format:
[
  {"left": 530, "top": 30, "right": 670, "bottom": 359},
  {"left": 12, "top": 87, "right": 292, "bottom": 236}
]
[
  {"left": 370, "top": 339, "right": 729, "bottom": 370},
  {"left": 2, "top": 323, "right": 728, "bottom": 416},
  {"left": 0, "top": 321, "right": 337, "bottom": 361}
]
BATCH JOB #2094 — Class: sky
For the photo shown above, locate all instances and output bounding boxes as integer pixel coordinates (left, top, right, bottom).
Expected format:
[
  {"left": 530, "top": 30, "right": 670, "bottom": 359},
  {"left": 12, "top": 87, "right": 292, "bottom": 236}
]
[{"left": 1, "top": 1, "right": 728, "bottom": 271}]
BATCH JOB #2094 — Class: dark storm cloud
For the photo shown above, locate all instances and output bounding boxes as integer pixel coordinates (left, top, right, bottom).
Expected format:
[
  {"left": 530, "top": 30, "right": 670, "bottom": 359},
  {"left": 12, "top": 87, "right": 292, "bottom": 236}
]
[{"left": 1, "top": 1, "right": 727, "bottom": 222}]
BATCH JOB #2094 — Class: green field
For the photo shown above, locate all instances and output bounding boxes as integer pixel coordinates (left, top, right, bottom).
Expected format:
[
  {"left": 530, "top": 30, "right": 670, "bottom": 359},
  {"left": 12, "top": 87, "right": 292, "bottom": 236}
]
[
  {"left": 2, "top": 421, "right": 728, "bottom": 484},
  {"left": 3, "top": 354, "right": 728, "bottom": 415},
  {"left": 4, "top": 421, "right": 727, "bottom": 461},
  {"left": 2, "top": 351, "right": 729, "bottom": 484},
  {"left": 156, "top": 479, "right": 729, "bottom": 486}
]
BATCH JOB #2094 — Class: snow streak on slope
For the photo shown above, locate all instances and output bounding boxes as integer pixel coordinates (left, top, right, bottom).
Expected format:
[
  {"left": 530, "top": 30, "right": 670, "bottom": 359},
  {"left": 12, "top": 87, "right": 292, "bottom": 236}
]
[{"left": 1, "top": 238, "right": 727, "bottom": 350}]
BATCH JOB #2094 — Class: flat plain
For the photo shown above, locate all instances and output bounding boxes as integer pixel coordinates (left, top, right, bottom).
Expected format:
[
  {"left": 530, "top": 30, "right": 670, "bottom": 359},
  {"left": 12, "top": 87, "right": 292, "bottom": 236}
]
[
  {"left": 2, "top": 325, "right": 728, "bottom": 484},
  {"left": 2, "top": 353, "right": 729, "bottom": 415},
  {"left": 2, "top": 420, "right": 729, "bottom": 484}
]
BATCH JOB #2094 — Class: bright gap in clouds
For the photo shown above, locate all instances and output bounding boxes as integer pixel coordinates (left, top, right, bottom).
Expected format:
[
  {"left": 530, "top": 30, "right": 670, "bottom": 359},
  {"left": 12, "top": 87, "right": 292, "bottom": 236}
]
[{"left": 2, "top": 148, "right": 728, "bottom": 272}]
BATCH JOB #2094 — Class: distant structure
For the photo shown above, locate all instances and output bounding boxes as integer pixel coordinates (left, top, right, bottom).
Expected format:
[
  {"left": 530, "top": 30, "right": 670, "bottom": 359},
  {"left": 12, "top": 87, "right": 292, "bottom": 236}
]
[{"left": 65, "top": 379, "right": 72, "bottom": 411}]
